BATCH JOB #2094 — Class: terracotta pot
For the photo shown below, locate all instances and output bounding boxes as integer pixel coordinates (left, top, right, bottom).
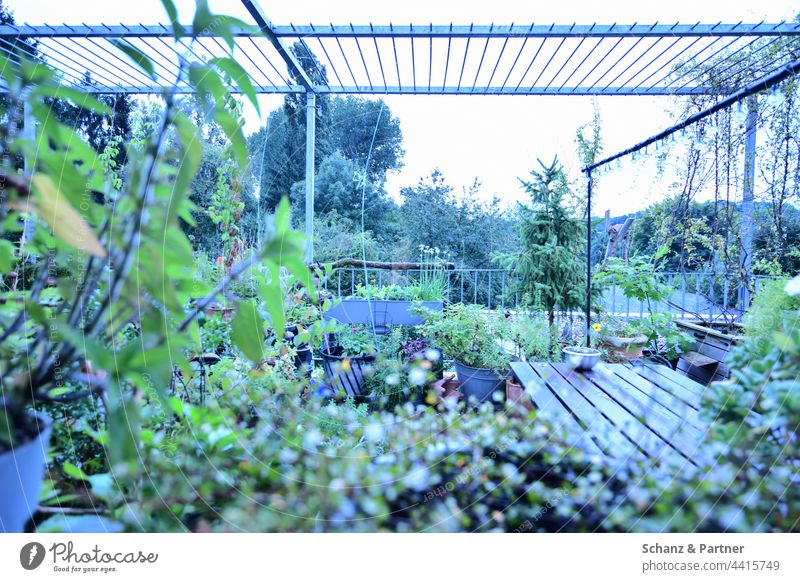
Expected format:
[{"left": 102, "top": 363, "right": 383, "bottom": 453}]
[
  {"left": 506, "top": 378, "right": 533, "bottom": 413},
  {"left": 428, "top": 374, "right": 463, "bottom": 403}
]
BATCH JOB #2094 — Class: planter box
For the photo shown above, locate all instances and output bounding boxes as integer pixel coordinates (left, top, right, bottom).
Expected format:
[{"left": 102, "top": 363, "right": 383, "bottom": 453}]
[
  {"left": 675, "top": 320, "right": 744, "bottom": 385},
  {"left": 323, "top": 298, "right": 443, "bottom": 327}
]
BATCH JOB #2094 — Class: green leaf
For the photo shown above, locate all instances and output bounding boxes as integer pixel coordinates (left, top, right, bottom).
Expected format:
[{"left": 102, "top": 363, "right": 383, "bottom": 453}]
[
  {"left": 110, "top": 40, "right": 156, "bottom": 80},
  {"left": 0, "top": 239, "right": 15, "bottom": 272},
  {"left": 230, "top": 300, "right": 266, "bottom": 364},
  {"left": 215, "top": 109, "right": 248, "bottom": 169},
  {"left": 160, "top": 0, "right": 185, "bottom": 38},
  {"left": 14, "top": 175, "right": 106, "bottom": 257},
  {"left": 31, "top": 85, "right": 111, "bottom": 115},
  {"left": 171, "top": 112, "right": 202, "bottom": 219},
  {"left": 63, "top": 462, "right": 89, "bottom": 481},
  {"left": 209, "top": 56, "right": 260, "bottom": 113}
]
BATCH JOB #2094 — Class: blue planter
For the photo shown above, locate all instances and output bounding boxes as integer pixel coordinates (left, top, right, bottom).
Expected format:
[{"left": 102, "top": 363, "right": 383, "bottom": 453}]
[
  {"left": 324, "top": 299, "right": 443, "bottom": 327},
  {"left": 454, "top": 361, "right": 506, "bottom": 404},
  {"left": 0, "top": 413, "right": 52, "bottom": 532}
]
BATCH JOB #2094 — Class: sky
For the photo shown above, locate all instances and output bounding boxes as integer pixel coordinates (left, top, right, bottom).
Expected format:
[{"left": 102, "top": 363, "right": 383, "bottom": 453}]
[{"left": 7, "top": 0, "right": 800, "bottom": 216}]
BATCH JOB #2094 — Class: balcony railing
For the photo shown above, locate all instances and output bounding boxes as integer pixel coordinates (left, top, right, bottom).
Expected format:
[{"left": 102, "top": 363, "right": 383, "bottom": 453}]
[{"left": 323, "top": 268, "right": 778, "bottom": 320}]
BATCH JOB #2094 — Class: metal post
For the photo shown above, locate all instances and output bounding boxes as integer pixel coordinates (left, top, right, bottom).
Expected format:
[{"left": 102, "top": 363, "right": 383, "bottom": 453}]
[
  {"left": 738, "top": 96, "right": 756, "bottom": 313},
  {"left": 304, "top": 92, "right": 316, "bottom": 263},
  {"left": 585, "top": 170, "right": 593, "bottom": 347},
  {"left": 22, "top": 100, "right": 35, "bottom": 176}
]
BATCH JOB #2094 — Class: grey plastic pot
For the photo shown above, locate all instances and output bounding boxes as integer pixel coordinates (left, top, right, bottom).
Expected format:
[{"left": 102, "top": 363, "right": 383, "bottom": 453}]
[
  {"left": 0, "top": 412, "right": 52, "bottom": 532},
  {"left": 454, "top": 361, "right": 506, "bottom": 404},
  {"left": 320, "top": 349, "right": 376, "bottom": 399}
]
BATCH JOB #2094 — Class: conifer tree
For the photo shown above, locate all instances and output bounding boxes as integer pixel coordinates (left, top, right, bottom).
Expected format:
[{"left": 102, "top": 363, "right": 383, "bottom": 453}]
[{"left": 497, "top": 157, "right": 586, "bottom": 346}]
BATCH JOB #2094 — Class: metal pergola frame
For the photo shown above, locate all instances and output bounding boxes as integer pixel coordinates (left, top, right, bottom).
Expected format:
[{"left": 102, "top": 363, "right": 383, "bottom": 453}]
[{"left": 2, "top": 0, "right": 800, "bottom": 337}]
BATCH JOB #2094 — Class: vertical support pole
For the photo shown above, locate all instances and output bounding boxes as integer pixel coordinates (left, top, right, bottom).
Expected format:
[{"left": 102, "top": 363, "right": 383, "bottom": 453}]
[
  {"left": 304, "top": 92, "right": 316, "bottom": 264},
  {"left": 738, "top": 96, "right": 756, "bottom": 314},
  {"left": 585, "top": 169, "right": 593, "bottom": 347},
  {"left": 22, "top": 100, "right": 35, "bottom": 176},
  {"left": 18, "top": 100, "right": 36, "bottom": 255}
]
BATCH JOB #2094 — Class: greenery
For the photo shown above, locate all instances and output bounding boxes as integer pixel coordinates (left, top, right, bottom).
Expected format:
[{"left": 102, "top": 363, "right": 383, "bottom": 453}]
[
  {"left": 594, "top": 249, "right": 693, "bottom": 360},
  {"left": 0, "top": 4, "right": 314, "bottom": 462},
  {"left": 742, "top": 277, "right": 800, "bottom": 347},
  {"left": 330, "top": 324, "right": 376, "bottom": 357},
  {"left": 1, "top": 0, "right": 798, "bottom": 536},
  {"left": 420, "top": 303, "right": 510, "bottom": 371}
]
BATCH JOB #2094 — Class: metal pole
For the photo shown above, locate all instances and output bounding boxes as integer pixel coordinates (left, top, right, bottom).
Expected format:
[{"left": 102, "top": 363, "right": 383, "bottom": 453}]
[
  {"left": 739, "top": 96, "right": 756, "bottom": 313},
  {"left": 585, "top": 169, "right": 593, "bottom": 347},
  {"left": 22, "top": 99, "right": 34, "bottom": 176},
  {"left": 304, "top": 92, "right": 316, "bottom": 263}
]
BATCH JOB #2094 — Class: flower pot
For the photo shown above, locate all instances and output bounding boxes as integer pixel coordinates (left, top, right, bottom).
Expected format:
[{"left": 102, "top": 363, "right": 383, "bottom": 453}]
[
  {"left": 505, "top": 378, "right": 533, "bottom": 413},
  {"left": 598, "top": 334, "right": 648, "bottom": 359},
  {"left": 454, "top": 361, "right": 505, "bottom": 404},
  {"left": 324, "top": 298, "right": 443, "bottom": 327},
  {"left": 320, "top": 348, "right": 376, "bottom": 398},
  {"left": 0, "top": 412, "right": 52, "bottom": 532},
  {"left": 294, "top": 346, "right": 314, "bottom": 376}
]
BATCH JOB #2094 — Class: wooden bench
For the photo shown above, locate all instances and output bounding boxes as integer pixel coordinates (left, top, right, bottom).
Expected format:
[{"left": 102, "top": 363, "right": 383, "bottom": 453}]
[{"left": 675, "top": 320, "right": 744, "bottom": 385}]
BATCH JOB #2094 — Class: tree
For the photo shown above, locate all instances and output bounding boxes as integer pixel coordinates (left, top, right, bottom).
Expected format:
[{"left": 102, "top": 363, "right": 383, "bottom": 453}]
[
  {"left": 496, "top": 157, "right": 586, "bottom": 334},
  {"left": 327, "top": 96, "right": 404, "bottom": 182},
  {"left": 289, "top": 151, "right": 395, "bottom": 234}
]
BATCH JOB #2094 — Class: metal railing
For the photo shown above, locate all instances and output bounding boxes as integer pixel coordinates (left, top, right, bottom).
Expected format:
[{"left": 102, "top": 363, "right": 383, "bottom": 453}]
[{"left": 323, "top": 268, "right": 778, "bottom": 319}]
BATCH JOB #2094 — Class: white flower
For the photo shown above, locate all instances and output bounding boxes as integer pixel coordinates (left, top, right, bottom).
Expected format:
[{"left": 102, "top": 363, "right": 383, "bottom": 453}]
[
  {"left": 408, "top": 367, "right": 427, "bottom": 386},
  {"left": 424, "top": 348, "right": 440, "bottom": 361},
  {"left": 365, "top": 423, "right": 385, "bottom": 442},
  {"left": 385, "top": 373, "right": 401, "bottom": 385},
  {"left": 785, "top": 275, "right": 800, "bottom": 296}
]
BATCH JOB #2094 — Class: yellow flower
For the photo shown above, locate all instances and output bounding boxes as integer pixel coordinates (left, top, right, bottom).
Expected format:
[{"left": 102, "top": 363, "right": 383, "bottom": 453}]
[{"left": 592, "top": 323, "right": 602, "bottom": 332}]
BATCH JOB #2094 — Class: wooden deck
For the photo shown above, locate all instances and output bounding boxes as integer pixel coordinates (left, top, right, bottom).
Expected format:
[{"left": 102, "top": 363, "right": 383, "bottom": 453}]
[{"left": 510, "top": 361, "right": 709, "bottom": 467}]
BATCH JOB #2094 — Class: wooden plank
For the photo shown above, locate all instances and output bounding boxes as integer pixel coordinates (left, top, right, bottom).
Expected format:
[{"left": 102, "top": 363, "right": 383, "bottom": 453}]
[
  {"left": 532, "top": 364, "right": 646, "bottom": 462},
  {"left": 632, "top": 366, "right": 703, "bottom": 420},
  {"left": 694, "top": 341, "right": 730, "bottom": 363},
  {"left": 595, "top": 365, "right": 705, "bottom": 434},
  {"left": 510, "top": 362, "right": 603, "bottom": 455},
  {"left": 639, "top": 361, "right": 707, "bottom": 401},
  {"left": 681, "top": 350, "right": 718, "bottom": 367},
  {"left": 552, "top": 365, "right": 694, "bottom": 464},
  {"left": 598, "top": 366, "right": 707, "bottom": 462}
]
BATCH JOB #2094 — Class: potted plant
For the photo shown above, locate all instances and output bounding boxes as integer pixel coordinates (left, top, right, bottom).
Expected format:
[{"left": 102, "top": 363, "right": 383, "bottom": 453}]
[
  {"left": 594, "top": 248, "right": 692, "bottom": 363},
  {"left": 593, "top": 317, "right": 648, "bottom": 359},
  {"left": 321, "top": 324, "right": 377, "bottom": 398},
  {"left": 420, "top": 304, "right": 510, "bottom": 404},
  {"left": 284, "top": 288, "right": 324, "bottom": 375}
]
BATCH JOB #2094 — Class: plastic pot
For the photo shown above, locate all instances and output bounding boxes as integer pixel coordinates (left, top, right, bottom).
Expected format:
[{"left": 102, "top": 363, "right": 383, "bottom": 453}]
[
  {"left": 320, "top": 348, "right": 376, "bottom": 399},
  {"left": 294, "top": 346, "right": 314, "bottom": 376},
  {"left": 0, "top": 412, "right": 52, "bottom": 532},
  {"left": 454, "top": 361, "right": 506, "bottom": 404}
]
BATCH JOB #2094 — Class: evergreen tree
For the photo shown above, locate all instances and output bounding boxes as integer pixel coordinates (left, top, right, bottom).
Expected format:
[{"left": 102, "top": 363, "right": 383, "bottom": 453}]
[{"left": 497, "top": 157, "right": 586, "bottom": 337}]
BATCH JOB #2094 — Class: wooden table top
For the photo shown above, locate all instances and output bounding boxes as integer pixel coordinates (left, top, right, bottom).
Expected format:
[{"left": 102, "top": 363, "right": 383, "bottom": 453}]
[{"left": 510, "top": 361, "right": 709, "bottom": 467}]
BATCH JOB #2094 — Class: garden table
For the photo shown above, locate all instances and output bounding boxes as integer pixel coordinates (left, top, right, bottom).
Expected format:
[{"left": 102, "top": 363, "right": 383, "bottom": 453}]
[{"left": 510, "top": 361, "right": 709, "bottom": 467}]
